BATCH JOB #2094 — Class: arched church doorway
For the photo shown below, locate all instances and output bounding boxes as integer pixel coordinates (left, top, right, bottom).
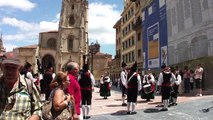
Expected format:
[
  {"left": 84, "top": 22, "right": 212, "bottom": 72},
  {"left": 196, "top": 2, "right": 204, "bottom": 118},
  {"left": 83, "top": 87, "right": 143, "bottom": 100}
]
[{"left": 42, "top": 54, "right": 55, "bottom": 71}]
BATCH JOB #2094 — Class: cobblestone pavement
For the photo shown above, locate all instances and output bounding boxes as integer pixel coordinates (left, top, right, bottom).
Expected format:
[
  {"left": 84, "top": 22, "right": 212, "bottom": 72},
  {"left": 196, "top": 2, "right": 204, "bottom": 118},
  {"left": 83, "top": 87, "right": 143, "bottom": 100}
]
[{"left": 87, "top": 86, "right": 213, "bottom": 120}]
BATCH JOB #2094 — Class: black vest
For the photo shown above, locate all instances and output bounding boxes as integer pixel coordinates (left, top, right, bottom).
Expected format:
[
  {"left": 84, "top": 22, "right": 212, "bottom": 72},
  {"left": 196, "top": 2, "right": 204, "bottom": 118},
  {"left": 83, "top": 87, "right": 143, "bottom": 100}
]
[
  {"left": 162, "top": 72, "right": 172, "bottom": 85},
  {"left": 79, "top": 71, "right": 92, "bottom": 88}
]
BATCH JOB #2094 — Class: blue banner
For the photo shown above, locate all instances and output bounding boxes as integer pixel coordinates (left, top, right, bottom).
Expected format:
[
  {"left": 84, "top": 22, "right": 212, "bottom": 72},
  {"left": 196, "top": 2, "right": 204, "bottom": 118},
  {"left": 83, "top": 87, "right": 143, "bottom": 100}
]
[{"left": 142, "top": 0, "right": 168, "bottom": 70}]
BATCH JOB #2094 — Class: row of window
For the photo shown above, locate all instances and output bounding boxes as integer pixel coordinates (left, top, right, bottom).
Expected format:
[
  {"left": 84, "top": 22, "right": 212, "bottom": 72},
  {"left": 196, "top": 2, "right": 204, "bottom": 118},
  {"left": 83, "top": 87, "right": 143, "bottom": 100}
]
[
  {"left": 122, "top": 7, "right": 134, "bottom": 24},
  {"left": 122, "top": 51, "right": 135, "bottom": 63},
  {"left": 122, "top": 36, "right": 135, "bottom": 50},
  {"left": 122, "top": 21, "right": 134, "bottom": 36}
]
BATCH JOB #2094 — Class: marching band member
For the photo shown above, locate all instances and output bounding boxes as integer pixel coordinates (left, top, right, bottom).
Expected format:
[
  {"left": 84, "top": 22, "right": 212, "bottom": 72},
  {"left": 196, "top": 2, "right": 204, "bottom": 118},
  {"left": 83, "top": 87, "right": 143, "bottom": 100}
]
[
  {"left": 169, "top": 67, "right": 182, "bottom": 106},
  {"left": 126, "top": 62, "right": 141, "bottom": 114},
  {"left": 158, "top": 65, "right": 176, "bottom": 111},
  {"left": 100, "top": 72, "right": 111, "bottom": 99},
  {"left": 120, "top": 62, "right": 128, "bottom": 106},
  {"left": 141, "top": 69, "right": 155, "bottom": 102}
]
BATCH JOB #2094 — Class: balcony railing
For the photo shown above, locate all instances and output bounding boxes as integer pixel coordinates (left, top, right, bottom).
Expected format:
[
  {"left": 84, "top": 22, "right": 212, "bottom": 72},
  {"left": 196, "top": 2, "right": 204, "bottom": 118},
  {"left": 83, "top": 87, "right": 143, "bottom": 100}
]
[{"left": 133, "top": 17, "right": 142, "bottom": 30}]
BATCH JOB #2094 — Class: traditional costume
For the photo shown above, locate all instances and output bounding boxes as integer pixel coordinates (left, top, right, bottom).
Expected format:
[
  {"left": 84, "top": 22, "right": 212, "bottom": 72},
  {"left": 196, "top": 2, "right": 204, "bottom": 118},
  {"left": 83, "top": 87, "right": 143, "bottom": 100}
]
[
  {"left": 141, "top": 72, "right": 155, "bottom": 101},
  {"left": 79, "top": 64, "right": 95, "bottom": 119},
  {"left": 158, "top": 66, "right": 176, "bottom": 111},
  {"left": 169, "top": 67, "right": 182, "bottom": 106},
  {"left": 100, "top": 72, "right": 111, "bottom": 99},
  {"left": 120, "top": 62, "right": 128, "bottom": 106},
  {"left": 126, "top": 62, "right": 141, "bottom": 114}
]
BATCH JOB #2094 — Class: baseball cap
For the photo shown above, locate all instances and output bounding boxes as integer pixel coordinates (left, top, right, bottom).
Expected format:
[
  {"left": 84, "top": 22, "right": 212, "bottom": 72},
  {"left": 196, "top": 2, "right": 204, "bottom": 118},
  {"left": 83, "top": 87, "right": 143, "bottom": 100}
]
[{"left": 1, "top": 53, "right": 21, "bottom": 66}]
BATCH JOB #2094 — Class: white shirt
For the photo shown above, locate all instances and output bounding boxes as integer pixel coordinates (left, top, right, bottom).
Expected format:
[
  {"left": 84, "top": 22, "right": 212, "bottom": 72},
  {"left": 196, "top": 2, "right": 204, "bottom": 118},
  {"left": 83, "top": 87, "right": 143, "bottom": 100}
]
[
  {"left": 174, "top": 73, "right": 182, "bottom": 85},
  {"left": 143, "top": 73, "right": 155, "bottom": 84},
  {"left": 194, "top": 67, "right": 203, "bottom": 79},
  {"left": 120, "top": 70, "right": 127, "bottom": 87},
  {"left": 26, "top": 72, "right": 37, "bottom": 82}
]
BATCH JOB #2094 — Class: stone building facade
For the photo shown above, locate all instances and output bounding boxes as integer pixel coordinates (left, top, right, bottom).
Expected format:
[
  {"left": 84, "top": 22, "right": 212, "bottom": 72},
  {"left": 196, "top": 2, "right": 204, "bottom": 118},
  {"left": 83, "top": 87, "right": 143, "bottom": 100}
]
[
  {"left": 167, "top": 0, "right": 213, "bottom": 64},
  {"left": 38, "top": 0, "right": 89, "bottom": 72}
]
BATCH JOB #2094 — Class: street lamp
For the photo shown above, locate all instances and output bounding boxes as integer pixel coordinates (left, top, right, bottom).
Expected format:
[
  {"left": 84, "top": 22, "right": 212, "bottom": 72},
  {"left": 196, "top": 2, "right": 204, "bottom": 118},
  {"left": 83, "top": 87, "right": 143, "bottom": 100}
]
[{"left": 89, "top": 42, "right": 100, "bottom": 74}]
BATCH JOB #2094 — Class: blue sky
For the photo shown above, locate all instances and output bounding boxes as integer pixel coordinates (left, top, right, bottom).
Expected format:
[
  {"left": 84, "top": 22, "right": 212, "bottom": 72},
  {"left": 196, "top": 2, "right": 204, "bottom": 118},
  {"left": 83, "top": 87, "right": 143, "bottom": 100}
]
[{"left": 0, "top": 0, "right": 123, "bottom": 57}]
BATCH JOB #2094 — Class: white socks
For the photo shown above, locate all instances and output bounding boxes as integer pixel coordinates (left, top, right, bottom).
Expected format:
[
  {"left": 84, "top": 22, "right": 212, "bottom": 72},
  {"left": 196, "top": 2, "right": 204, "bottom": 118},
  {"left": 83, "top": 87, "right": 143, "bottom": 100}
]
[
  {"left": 127, "top": 102, "right": 136, "bottom": 112},
  {"left": 82, "top": 105, "right": 91, "bottom": 117},
  {"left": 86, "top": 105, "right": 91, "bottom": 116},
  {"left": 132, "top": 103, "right": 136, "bottom": 112},
  {"left": 163, "top": 100, "right": 169, "bottom": 109},
  {"left": 127, "top": 102, "right": 131, "bottom": 112},
  {"left": 82, "top": 105, "right": 86, "bottom": 117},
  {"left": 122, "top": 97, "right": 125, "bottom": 104}
]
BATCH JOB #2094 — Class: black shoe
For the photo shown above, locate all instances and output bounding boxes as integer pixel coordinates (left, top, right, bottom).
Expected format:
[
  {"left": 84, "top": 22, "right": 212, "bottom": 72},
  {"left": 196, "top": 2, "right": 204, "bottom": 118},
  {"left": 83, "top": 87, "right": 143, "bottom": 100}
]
[
  {"left": 160, "top": 108, "right": 168, "bottom": 111},
  {"left": 173, "top": 103, "right": 177, "bottom": 106},
  {"left": 122, "top": 103, "right": 127, "bottom": 106},
  {"left": 83, "top": 116, "right": 91, "bottom": 119},
  {"left": 85, "top": 116, "right": 91, "bottom": 119},
  {"left": 127, "top": 111, "right": 131, "bottom": 115},
  {"left": 131, "top": 111, "right": 137, "bottom": 114}
]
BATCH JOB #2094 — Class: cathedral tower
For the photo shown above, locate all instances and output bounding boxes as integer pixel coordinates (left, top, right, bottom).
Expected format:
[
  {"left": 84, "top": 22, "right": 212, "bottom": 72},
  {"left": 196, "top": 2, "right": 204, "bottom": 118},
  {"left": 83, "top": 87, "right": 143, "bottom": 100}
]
[
  {"left": 38, "top": 0, "right": 88, "bottom": 72},
  {"left": 57, "top": 0, "right": 89, "bottom": 71}
]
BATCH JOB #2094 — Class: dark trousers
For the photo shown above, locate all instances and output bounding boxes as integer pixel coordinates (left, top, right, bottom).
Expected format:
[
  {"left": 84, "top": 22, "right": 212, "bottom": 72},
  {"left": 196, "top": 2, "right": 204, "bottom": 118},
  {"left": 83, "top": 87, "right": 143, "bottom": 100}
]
[
  {"left": 81, "top": 90, "right": 92, "bottom": 105},
  {"left": 161, "top": 86, "right": 171, "bottom": 100},
  {"left": 184, "top": 78, "right": 190, "bottom": 93},
  {"left": 190, "top": 82, "right": 194, "bottom": 90}
]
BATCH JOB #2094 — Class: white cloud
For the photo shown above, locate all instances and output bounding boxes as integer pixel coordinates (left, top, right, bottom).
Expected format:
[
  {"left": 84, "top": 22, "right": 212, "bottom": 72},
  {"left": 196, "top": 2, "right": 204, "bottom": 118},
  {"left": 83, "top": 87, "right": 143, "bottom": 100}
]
[
  {"left": 0, "top": 0, "right": 36, "bottom": 11},
  {"left": 1, "top": 16, "right": 59, "bottom": 44},
  {"left": 40, "top": 21, "right": 59, "bottom": 32},
  {"left": 4, "top": 43, "right": 18, "bottom": 52},
  {"left": 3, "top": 32, "right": 38, "bottom": 42},
  {"left": 88, "top": 3, "right": 120, "bottom": 45},
  {"left": 1, "top": 17, "right": 39, "bottom": 32}
]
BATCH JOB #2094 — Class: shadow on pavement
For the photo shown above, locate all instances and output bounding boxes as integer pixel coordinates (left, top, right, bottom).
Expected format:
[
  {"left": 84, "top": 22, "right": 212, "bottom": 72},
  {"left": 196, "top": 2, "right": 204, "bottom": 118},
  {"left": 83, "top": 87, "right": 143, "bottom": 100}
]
[
  {"left": 114, "top": 98, "right": 122, "bottom": 101},
  {"left": 94, "top": 98, "right": 107, "bottom": 100},
  {"left": 137, "top": 100, "right": 150, "bottom": 103},
  {"left": 106, "top": 104, "right": 122, "bottom": 107},
  {"left": 144, "top": 108, "right": 161, "bottom": 113},
  {"left": 155, "top": 104, "right": 163, "bottom": 107},
  {"left": 110, "top": 110, "right": 127, "bottom": 116},
  {"left": 147, "top": 101, "right": 162, "bottom": 105}
]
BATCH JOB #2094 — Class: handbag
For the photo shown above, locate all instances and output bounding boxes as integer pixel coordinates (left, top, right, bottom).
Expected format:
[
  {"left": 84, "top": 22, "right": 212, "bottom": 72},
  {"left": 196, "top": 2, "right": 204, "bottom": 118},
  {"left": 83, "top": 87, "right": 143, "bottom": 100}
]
[{"left": 42, "top": 89, "right": 72, "bottom": 120}]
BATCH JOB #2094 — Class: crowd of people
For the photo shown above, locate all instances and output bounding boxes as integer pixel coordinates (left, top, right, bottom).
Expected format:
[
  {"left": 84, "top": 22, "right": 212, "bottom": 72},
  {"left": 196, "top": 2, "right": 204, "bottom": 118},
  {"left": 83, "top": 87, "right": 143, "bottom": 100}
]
[
  {"left": 0, "top": 54, "right": 95, "bottom": 120},
  {"left": 115, "top": 62, "right": 204, "bottom": 113},
  {"left": 0, "top": 53, "right": 204, "bottom": 119}
]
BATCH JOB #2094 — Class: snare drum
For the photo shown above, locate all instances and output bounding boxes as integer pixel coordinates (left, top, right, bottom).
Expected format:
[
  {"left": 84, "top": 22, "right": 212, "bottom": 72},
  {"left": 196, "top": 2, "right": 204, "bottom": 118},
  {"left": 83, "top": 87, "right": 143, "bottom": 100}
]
[{"left": 143, "top": 84, "right": 152, "bottom": 94}]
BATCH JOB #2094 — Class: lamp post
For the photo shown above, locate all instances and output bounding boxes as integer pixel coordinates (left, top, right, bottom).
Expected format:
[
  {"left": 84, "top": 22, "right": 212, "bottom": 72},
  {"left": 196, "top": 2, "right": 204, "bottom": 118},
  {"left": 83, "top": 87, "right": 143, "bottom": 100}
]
[{"left": 89, "top": 42, "right": 100, "bottom": 74}]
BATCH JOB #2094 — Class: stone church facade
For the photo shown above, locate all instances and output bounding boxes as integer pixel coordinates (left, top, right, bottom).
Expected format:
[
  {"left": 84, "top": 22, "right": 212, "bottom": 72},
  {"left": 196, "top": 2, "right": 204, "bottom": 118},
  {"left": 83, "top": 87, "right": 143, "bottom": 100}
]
[{"left": 38, "top": 0, "right": 89, "bottom": 72}]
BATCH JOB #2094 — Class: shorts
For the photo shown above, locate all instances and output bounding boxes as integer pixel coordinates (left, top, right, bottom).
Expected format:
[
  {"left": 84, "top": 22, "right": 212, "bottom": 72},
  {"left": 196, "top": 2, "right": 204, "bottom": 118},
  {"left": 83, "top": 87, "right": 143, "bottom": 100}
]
[{"left": 195, "top": 78, "right": 202, "bottom": 89}]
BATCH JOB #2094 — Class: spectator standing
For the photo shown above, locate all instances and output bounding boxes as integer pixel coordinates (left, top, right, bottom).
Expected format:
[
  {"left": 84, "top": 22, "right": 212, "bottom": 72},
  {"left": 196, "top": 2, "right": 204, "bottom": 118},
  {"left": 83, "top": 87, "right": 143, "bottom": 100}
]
[
  {"left": 189, "top": 69, "right": 194, "bottom": 91},
  {"left": 41, "top": 62, "right": 55, "bottom": 100},
  {"left": 183, "top": 66, "right": 191, "bottom": 93},
  {"left": 49, "top": 71, "right": 76, "bottom": 120},
  {"left": 194, "top": 64, "right": 203, "bottom": 96},
  {"left": 66, "top": 61, "right": 81, "bottom": 119},
  {"left": 0, "top": 55, "right": 42, "bottom": 120}
]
